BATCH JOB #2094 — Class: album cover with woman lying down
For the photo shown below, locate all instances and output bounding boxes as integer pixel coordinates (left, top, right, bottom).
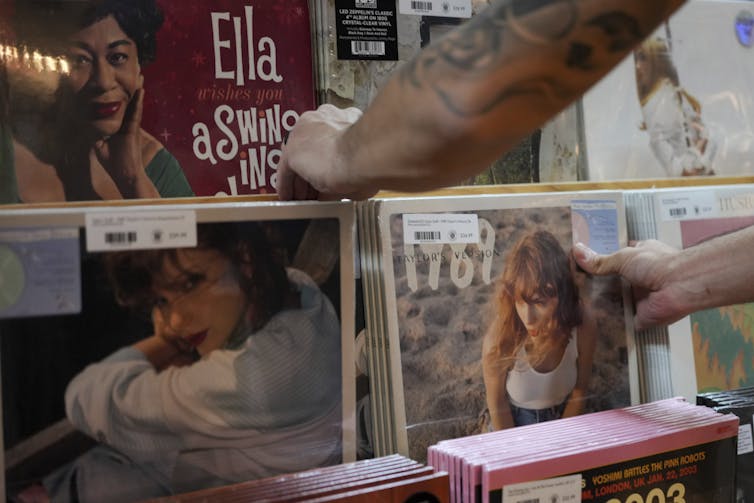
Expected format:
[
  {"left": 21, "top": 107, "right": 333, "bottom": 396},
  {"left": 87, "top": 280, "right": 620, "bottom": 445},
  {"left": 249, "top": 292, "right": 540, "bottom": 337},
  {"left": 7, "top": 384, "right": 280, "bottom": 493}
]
[
  {"left": 0, "top": 0, "right": 315, "bottom": 203},
  {"left": 0, "top": 200, "right": 355, "bottom": 502},
  {"left": 372, "top": 192, "right": 638, "bottom": 463},
  {"left": 581, "top": 1, "right": 754, "bottom": 181}
]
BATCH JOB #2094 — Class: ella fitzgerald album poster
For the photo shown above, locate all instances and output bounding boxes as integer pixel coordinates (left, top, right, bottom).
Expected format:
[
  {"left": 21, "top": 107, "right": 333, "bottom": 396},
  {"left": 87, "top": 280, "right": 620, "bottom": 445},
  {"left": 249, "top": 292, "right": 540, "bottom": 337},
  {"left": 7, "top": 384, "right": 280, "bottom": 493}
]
[
  {"left": 581, "top": 0, "right": 754, "bottom": 181},
  {"left": 372, "top": 192, "right": 638, "bottom": 462},
  {"left": 0, "top": 0, "right": 315, "bottom": 203},
  {"left": 0, "top": 201, "right": 355, "bottom": 502}
]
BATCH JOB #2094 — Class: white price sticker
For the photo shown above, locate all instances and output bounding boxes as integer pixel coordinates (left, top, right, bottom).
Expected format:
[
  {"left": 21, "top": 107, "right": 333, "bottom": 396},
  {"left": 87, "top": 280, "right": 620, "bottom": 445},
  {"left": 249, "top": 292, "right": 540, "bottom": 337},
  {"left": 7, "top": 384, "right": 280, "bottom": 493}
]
[
  {"left": 739, "top": 423, "right": 754, "bottom": 455},
  {"left": 503, "top": 474, "right": 582, "bottom": 503},
  {"left": 85, "top": 210, "right": 197, "bottom": 252},
  {"left": 403, "top": 213, "right": 479, "bottom": 244},
  {"left": 398, "top": 0, "right": 471, "bottom": 18},
  {"left": 659, "top": 193, "right": 717, "bottom": 221}
]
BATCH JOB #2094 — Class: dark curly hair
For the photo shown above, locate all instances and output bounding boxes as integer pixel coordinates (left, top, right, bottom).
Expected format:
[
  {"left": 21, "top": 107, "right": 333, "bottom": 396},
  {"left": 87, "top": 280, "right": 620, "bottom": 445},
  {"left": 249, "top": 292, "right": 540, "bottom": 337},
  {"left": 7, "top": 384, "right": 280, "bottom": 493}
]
[
  {"left": 12, "top": 0, "right": 164, "bottom": 64},
  {"left": 102, "top": 222, "right": 291, "bottom": 333}
]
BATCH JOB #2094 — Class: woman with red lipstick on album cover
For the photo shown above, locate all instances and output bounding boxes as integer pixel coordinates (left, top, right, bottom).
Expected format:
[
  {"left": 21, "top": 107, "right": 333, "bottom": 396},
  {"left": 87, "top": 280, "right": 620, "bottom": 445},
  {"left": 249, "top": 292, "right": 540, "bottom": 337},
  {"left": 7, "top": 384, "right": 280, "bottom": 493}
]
[
  {"left": 27, "top": 221, "right": 342, "bottom": 502},
  {"left": 481, "top": 230, "right": 596, "bottom": 430},
  {"left": 0, "top": 0, "right": 193, "bottom": 203}
]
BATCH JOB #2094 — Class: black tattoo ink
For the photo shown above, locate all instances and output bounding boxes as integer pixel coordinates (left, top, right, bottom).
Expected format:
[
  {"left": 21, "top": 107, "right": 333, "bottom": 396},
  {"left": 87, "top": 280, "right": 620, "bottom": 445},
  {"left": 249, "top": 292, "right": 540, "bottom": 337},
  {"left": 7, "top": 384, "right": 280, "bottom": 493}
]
[
  {"left": 398, "top": 2, "right": 648, "bottom": 119},
  {"left": 433, "top": 77, "right": 571, "bottom": 117},
  {"left": 566, "top": 42, "right": 593, "bottom": 70},
  {"left": 566, "top": 13, "right": 641, "bottom": 71},
  {"left": 508, "top": 0, "right": 579, "bottom": 43},
  {"left": 510, "top": 0, "right": 552, "bottom": 18},
  {"left": 587, "top": 12, "right": 642, "bottom": 52},
  {"left": 400, "top": 15, "right": 504, "bottom": 90}
]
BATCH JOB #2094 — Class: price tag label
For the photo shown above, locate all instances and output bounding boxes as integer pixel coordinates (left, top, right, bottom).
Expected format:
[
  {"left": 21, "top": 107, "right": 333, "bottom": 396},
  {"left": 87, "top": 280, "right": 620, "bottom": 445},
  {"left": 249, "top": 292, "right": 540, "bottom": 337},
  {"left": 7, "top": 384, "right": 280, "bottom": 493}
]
[
  {"left": 85, "top": 210, "right": 197, "bottom": 252},
  {"left": 659, "top": 193, "right": 717, "bottom": 221},
  {"left": 399, "top": 0, "right": 471, "bottom": 17},
  {"left": 503, "top": 474, "right": 582, "bottom": 503},
  {"left": 739, "top": 423, "right": 754, "bottom": 455},
  {"left": 403, "top": 213, "right": 479, "bottom": 244}
]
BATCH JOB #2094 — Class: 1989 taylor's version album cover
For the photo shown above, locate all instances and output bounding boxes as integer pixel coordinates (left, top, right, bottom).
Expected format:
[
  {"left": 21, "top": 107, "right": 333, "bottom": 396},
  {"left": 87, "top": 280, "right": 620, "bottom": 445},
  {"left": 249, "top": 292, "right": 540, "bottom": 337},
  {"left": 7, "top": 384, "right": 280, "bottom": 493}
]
[{"left": 361, "top": 192, "right": 638, "bottom": 461}]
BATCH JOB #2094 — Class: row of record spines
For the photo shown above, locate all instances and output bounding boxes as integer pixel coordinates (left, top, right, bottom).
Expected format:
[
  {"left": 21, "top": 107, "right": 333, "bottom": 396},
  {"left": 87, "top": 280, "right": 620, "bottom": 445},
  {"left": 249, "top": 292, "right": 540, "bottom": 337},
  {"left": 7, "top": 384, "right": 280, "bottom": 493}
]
[
  {"left": 358, "top": 200, "right": 380, "bottom": 455},
  {"left": 698, "top": 385, "right": 754, "bottom": 408},
  {"left": 357, "top": 200, "right": 398, "bottom": 457},
  {"left": 358, "top": 200, "right": 385, "bottom": 456},
  {"left": 624, "top": 191, "right": 674, "bottom": 403},
  {"left": 376, "top": 199, "right": 398, "bottom": 457},
  {"left": 311, "top": 0, "right": 328, "bottom": 106},
  {"left": 371, "top": 200, "right": 398, "bottom": 457},
  {"left": 151, "top": 454, "right": 448, "bottom": 502}
]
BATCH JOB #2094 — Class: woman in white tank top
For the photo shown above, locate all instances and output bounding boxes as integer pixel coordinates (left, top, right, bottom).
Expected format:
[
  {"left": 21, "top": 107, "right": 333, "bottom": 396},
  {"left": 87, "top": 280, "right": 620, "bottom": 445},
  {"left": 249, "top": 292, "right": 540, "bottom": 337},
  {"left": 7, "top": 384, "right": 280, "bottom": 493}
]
[{"left": 482, "top": 230, "right": 597, "bottom": 430}]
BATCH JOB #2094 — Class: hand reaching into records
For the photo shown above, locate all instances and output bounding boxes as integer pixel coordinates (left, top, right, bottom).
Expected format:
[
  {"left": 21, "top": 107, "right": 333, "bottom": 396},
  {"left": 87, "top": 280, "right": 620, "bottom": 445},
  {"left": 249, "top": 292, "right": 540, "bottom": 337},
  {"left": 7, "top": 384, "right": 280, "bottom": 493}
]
[
  {"left": 573, "top": 226, "right": 754, "bottom": 330},
  {"left": 277, "top": 105, "right": 374, "bottom": 201},
  {"left": 278, "top": 1, "right": 686, "bottom": 201},
  {"left": 573, "top": 240, "right": 687, "bottom": 331}
]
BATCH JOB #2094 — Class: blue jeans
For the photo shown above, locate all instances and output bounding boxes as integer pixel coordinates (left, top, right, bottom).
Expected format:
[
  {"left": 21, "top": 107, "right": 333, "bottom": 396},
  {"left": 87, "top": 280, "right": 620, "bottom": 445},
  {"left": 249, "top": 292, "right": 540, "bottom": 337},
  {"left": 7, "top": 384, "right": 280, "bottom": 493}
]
[
  {"left": 511, "top": 402, "right": 566, "bottom": 426},
  {"left": 43, "top": 445, "right": 172, "bottom": 503}
]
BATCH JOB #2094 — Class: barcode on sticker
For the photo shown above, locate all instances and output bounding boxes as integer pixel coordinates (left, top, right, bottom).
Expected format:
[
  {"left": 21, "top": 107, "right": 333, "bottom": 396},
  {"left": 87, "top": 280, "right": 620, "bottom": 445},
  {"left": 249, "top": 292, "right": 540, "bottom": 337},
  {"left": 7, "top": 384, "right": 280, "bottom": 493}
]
[
  {"left": 659, "top": 192, "right": 719, "bottom": 221},
  {"left": 411, "top": 0, "right": 432, "bottom": 10},
  {"left": 105, "top": 231, "right": 137, "bottom": 244},
  {"left": 739, "top": 423, "right": 754, "bottom": 455},
  {"left": 669, "top": 207, "right": 687, "bottom": 217},
  {"left": 403, "top": 213, "right": 479, "bottom": 244},
  {"left": 399, "top": 0, "right": 470, "bottom": 17},
  {"left": 85, "top": 210, "right": 197, "bottom": 252},
  {"left": 502, "top": 474, "right": 581, "bottom": 503},
  {"left": 351, "top": 41, "right": 385, "bottom": 55},
  {"left": 414, "top": 231, "right": 441, "bottom": 241}
]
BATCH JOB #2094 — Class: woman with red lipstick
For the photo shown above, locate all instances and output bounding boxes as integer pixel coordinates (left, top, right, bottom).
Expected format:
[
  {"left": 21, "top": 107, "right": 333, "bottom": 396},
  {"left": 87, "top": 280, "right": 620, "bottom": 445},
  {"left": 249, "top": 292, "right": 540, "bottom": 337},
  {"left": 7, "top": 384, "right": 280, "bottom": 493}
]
[
  {"left": 33, "top": 222, "right": 342, "bottom": 502},
  {"left": 482, "top": 230, "right": 596, "bottom": 430},
  {"left": 0, "top": 0, "right": 193, "bottom": 203}
]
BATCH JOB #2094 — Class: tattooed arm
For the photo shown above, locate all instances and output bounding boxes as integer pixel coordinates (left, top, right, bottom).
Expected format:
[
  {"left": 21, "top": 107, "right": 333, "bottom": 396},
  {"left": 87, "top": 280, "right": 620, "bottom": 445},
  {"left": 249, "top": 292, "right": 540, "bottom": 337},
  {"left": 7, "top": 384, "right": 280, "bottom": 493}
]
[{"left": 277, "top": 0, "right": 686, "bottom": 200}]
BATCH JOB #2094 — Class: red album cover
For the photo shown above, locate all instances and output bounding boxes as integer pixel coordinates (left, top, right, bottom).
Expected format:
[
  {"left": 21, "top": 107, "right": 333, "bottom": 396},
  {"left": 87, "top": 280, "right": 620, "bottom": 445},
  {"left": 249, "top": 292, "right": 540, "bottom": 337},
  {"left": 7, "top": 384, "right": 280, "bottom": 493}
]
[
  {"left": 142, "top": 0, "right": 315, "bottom": 197},
  {"left": 312, "top": 472, "right": 450, "bottom": 503},
  {"left": 0, "top": 1, "right": 315, "bottom": 204}
]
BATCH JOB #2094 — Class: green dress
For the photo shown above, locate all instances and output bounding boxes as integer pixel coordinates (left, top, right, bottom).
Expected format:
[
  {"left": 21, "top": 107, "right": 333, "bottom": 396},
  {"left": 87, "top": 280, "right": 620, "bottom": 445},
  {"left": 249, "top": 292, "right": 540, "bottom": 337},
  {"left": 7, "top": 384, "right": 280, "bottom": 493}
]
[{"left": 0, "top": 128, "right": 194, "bottom": 203}]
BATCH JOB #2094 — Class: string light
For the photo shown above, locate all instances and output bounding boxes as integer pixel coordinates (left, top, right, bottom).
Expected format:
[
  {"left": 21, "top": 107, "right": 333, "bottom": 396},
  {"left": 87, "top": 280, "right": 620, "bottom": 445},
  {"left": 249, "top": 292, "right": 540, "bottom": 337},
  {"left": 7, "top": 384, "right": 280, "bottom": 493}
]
[{"left": 0, "top": 43, "right": 69, "bottom": 74}]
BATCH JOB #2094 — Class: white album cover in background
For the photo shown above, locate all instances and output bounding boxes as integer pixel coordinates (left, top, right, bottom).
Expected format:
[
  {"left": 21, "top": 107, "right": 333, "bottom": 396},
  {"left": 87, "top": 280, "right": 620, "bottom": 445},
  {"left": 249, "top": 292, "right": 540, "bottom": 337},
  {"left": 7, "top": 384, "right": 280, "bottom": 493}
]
[{"left": 582, "top": 0, "right": 754, "bottom": 180}]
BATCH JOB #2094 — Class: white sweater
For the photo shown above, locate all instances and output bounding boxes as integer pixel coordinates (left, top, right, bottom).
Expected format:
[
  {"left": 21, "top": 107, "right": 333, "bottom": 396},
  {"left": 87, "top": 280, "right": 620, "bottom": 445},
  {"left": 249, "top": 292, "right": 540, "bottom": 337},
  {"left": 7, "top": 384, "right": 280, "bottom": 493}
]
[{"left": 65, "top": 268, "right": 343, "bottom": 493}]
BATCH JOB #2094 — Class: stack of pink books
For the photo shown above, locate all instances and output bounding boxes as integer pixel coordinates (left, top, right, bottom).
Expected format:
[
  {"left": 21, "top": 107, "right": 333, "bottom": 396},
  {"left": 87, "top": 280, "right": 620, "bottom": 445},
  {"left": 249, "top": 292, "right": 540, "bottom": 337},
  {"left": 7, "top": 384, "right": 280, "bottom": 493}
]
[{"left": 428, "top": 398, "right": 738, "bottom": 503}]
